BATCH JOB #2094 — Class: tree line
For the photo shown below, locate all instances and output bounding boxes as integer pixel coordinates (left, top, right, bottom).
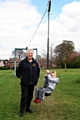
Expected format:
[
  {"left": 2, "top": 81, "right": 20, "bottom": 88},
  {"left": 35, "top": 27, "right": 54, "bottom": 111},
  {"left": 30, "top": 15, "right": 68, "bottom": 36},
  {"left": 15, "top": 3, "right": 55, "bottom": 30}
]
[
  {"left": 12, "top": 40, "right": 80, "bottom": 69},
  {"left": 40, "top": 40, "right": 80, "bottom": 69}
]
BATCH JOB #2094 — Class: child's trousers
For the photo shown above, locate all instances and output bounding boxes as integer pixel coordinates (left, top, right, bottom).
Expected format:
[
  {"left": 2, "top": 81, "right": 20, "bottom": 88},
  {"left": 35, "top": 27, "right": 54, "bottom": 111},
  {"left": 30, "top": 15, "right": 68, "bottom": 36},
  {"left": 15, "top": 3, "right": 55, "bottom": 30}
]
[{"left": 35, "top": 87, "right": 52, "bottom": 100}]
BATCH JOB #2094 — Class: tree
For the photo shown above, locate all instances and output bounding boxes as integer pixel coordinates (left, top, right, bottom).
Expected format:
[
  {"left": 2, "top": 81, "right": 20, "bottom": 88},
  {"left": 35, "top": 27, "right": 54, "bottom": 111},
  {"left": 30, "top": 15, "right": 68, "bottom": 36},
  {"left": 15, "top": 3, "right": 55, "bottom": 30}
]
[
  {"left": 41, "top": 43, "right": 54, "bottom": 68},
  {"left": 67, "top": 51, "right": 80, "bottom": 68},
  {"left": 54, "top": 40, "right": 75, "bottom": 69},
  {"left": 49, "top": 43, "right": 54, "bottom": 68},
  {"left": 12, "top": 50, "right": 26, "bottom": 59}
]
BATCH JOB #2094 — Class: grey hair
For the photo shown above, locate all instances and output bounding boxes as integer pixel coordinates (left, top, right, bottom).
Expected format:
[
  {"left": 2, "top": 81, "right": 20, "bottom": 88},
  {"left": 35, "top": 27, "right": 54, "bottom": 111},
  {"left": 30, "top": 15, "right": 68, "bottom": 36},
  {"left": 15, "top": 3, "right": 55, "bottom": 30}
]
[{"left": 26, "top": 49, "right": 34, "bottom": 54}]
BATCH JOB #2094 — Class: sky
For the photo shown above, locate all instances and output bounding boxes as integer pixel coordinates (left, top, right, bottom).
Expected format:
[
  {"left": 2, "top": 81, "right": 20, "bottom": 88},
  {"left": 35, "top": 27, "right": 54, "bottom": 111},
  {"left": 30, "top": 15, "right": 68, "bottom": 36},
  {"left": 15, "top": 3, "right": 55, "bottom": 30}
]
[{"left": 0, "top": 0, "right": 80, "bottom": 59}]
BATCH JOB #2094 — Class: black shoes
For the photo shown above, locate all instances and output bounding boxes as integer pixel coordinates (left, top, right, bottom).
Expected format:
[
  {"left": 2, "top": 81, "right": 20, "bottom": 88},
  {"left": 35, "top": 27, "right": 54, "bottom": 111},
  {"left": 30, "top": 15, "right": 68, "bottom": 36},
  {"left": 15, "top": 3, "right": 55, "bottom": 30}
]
[
  {"left": 19, "top": 111, "right": 24, "bottom": 117},
  {"left": 26, "top": 108, "right": 34, "bottom": 113},
  {"left": 19, "top": 108, "right": 34, "bottom": 117}
]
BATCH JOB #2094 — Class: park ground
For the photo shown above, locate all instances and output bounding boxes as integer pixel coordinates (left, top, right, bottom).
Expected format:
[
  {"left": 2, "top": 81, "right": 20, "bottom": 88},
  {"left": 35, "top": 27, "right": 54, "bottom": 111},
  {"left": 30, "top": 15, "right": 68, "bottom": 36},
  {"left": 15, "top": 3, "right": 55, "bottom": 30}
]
[{"left": 0, "top": 69, "right": 80, "bottom": 120}]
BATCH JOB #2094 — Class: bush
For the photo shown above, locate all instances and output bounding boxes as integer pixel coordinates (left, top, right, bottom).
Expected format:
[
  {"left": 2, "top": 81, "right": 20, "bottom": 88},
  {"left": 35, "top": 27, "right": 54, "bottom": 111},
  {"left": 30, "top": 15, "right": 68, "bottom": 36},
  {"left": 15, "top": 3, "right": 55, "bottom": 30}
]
[{"left": 0, "top": 66, "right": 10, "bottom": 70}]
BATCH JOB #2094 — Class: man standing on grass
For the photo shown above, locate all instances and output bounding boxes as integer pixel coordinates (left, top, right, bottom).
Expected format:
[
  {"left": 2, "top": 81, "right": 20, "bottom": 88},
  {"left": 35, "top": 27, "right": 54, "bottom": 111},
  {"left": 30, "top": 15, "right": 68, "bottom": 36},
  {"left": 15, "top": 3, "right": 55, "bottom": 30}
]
[{"left": 16, "top": 49, "right": 40, "bottom": 117}]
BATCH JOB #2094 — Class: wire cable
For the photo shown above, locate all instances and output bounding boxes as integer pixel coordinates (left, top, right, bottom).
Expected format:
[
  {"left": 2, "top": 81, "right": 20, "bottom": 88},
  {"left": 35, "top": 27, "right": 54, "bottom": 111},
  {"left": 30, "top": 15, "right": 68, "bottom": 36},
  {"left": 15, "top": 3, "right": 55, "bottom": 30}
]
[{"left": 28, "top": 9, "right": 47, "bottom": 46}]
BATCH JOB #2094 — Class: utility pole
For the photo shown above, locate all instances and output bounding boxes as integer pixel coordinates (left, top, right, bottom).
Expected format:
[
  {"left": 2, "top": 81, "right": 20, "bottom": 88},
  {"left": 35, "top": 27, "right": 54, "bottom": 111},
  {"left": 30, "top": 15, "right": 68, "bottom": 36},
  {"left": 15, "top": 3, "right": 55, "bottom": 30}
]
[{"left": 47, "top": 0, "right": 51, "bottom": 69}]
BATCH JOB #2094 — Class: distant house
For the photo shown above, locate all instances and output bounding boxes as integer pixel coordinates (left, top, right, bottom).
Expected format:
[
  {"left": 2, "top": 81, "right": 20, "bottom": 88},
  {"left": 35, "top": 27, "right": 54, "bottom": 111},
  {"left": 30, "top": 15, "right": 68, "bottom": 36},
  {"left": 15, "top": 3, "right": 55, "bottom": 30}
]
[
  {"left": 4, "top": 60, "right": 8, "bottom": 66},
  {"left": 7, "top": 58, "right": 21, "bottom": 69},
  {"left": 0, "top": 60, "right": 5, "bottom": 67}
]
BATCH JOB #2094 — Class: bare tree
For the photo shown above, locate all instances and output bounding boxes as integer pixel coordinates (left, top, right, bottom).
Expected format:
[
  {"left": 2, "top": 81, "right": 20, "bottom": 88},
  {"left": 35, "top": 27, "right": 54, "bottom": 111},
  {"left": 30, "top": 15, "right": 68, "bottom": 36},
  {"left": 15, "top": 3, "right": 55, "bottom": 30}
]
[
  {"left": 41, "top": 43, "right": 54, "bottom": 68},
  {"left": 12, "top": 50, "right": 26, "bottom": 59}
]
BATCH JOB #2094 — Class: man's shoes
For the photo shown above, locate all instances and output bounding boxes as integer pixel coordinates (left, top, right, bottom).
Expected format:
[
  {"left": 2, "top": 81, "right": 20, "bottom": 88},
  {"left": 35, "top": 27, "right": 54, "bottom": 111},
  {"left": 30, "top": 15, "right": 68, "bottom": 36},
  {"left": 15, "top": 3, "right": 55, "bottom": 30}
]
[
  {"left": 26, "top": 108, "right": 34, "bottom": 113},
  {"left": 19, "top": 111, "right": 24, "bottom": 117}
]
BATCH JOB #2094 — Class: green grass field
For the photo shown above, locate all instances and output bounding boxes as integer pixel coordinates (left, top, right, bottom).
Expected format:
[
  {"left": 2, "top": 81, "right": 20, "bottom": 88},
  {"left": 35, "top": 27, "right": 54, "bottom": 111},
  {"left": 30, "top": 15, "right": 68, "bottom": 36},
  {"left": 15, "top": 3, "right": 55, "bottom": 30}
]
[{"left": 0, "top": 69, "right": 80, "bottom": 120}]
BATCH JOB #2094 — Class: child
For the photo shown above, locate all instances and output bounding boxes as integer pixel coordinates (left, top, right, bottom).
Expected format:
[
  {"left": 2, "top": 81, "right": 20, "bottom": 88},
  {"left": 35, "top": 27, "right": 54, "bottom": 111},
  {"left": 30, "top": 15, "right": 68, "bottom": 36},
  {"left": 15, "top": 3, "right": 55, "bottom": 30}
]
[{"left": 33, "top": 70, "right": 59, "bottom": 103}]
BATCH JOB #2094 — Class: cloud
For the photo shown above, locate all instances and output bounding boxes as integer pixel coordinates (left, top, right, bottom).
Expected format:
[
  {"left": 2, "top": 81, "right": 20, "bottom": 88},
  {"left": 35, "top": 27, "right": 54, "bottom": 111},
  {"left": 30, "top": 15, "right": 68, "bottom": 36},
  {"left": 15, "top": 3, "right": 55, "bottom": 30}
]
[
  {"left": 0, "top": 1, "right": 80, "bottom": 59},
  {"left": 49, "top": 1, "right": 80, "bottom": 50},
  {"left": 0, "top": 0, "right": 41, "bottom": 59}
]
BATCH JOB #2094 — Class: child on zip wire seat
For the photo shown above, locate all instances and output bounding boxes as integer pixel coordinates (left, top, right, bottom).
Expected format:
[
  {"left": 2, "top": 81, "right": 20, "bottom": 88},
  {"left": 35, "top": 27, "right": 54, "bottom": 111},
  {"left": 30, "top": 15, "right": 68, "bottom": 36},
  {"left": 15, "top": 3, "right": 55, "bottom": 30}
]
[{"left": 33, "top": 70, "right": 59, "bottom": 103}]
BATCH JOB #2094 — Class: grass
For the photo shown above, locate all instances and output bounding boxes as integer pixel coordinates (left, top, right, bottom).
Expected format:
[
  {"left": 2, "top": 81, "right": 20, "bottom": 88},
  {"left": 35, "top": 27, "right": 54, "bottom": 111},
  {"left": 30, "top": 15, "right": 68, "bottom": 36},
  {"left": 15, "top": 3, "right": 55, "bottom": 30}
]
[{"left": 0, "top": 69, "right": 80, "bottom": 120}]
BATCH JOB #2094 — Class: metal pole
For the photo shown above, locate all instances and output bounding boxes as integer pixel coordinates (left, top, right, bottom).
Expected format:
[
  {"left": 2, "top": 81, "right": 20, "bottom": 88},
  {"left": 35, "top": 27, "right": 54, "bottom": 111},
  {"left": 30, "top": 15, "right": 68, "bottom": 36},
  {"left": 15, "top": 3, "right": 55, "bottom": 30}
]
[
  {"left": 36, "top": 48, "right": 38, "bottom": 62},
  {"left": 47, "top": 12, "right": 50, "bottom": 69},
  {"left": 33, "top": 48, "right": 38, "bottom": 62},
  {"left": 47, "top": 0, "right": 51, "bottom": 69},
  {"left": 14, "top": 48, "right": 16, "bottom": 76}
]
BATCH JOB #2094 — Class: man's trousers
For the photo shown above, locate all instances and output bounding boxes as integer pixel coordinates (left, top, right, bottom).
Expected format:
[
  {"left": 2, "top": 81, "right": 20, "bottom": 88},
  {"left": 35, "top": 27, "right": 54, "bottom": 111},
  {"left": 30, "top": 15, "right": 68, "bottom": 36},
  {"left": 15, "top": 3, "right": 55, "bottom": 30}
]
[{"left": 20, "top": 85, "right": 34, "bottom": 112}]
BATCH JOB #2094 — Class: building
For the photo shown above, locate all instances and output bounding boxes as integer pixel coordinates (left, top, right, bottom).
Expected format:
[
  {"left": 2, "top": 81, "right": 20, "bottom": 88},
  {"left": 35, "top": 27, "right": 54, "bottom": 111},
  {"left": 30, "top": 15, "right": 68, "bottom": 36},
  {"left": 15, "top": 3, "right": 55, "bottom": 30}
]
[{"left": 0, "top": 60, "right": 5, "bottom": 67}]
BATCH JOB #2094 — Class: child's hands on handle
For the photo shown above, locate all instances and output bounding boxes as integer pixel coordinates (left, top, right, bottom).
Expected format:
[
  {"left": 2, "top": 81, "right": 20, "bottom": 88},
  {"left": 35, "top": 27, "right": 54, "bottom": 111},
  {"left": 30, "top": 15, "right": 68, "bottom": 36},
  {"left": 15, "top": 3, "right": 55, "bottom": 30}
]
[{"left": 46, "top": 69, "right": 49, "bottom": 74}]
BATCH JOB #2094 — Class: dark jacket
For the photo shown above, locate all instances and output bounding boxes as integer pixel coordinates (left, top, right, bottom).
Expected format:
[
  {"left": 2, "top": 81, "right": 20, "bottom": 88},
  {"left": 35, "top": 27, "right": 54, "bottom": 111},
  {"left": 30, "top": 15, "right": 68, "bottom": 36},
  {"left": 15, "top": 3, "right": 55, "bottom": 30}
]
[{"left": 16, "top": 57, "right": 40, "bottom": 86}]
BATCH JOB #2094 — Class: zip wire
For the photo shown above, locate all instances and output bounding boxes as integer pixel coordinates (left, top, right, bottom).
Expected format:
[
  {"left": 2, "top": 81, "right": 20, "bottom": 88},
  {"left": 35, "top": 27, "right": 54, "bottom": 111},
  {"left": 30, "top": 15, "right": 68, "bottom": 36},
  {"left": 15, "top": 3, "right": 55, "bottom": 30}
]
[{"left": 28, "top": 9, "right": 47, "bottom": 46}]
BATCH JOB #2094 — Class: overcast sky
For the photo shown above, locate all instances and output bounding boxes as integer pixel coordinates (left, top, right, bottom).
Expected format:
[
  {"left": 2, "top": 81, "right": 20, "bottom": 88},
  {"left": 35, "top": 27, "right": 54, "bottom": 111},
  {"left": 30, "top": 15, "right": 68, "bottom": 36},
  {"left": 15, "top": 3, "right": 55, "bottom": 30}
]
[{"left": 0, "top": 0, "right": 80, "bottom": 59}]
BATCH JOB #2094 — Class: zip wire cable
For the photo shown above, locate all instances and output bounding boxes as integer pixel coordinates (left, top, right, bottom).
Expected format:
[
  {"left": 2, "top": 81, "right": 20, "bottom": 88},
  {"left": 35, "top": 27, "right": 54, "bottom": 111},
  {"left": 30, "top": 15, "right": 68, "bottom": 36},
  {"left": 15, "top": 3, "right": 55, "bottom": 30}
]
[{"left": 28, "top": 9, "right": 47, "bottom": 46}]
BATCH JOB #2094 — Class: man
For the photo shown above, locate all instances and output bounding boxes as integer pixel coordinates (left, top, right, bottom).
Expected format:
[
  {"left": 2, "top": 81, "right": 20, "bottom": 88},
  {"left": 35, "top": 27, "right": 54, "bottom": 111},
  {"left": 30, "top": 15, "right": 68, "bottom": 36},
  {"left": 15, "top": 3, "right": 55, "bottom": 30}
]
[{"left": 16, "top": 49, "right": 40, "bottom": 117}]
